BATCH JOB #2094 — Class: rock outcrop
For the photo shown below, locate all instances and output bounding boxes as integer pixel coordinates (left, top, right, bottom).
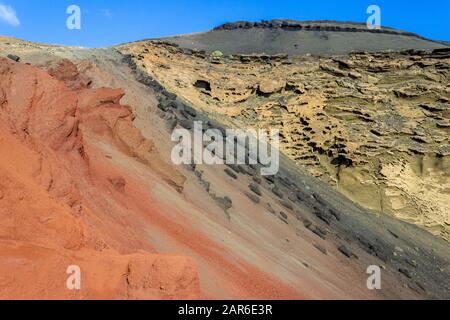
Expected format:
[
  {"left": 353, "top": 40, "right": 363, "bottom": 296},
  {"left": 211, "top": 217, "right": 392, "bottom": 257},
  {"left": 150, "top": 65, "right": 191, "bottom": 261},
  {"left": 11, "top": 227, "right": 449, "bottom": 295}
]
[
  {"left": 120, "top": 41, "right": 450, "bottom": 242},
  {"left": 0, "top": 57, "right": 197, "bottom": 299}
]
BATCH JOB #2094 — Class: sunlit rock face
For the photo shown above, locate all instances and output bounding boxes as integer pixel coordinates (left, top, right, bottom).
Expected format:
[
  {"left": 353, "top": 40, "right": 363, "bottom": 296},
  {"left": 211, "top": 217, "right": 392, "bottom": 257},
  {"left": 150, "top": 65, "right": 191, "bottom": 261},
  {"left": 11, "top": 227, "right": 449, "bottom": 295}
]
[{"left": 120, "top": 28, "right": 450, "bottom": 241}]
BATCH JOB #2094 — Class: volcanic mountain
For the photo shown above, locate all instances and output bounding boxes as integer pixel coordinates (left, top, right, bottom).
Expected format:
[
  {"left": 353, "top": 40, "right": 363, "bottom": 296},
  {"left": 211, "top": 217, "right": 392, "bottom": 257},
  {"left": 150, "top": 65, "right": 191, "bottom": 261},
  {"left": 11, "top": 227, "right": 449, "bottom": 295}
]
[
  {"left": 157, "top": 20, "right": 450, "bottom": 55},
  {"left": 0, "top": 20, "right": 449, "bottom": 300}
]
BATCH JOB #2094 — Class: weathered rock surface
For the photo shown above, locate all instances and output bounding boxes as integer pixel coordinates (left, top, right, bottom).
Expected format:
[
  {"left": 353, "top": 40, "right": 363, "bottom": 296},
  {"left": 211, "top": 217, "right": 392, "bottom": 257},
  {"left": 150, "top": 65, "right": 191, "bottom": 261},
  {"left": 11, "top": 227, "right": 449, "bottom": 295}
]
[
  {"left": 120, "top": 41, "right": 450, "bottom": 242},
  {"left": 0, "top": 57, "right": 198, "bottom": 299}
]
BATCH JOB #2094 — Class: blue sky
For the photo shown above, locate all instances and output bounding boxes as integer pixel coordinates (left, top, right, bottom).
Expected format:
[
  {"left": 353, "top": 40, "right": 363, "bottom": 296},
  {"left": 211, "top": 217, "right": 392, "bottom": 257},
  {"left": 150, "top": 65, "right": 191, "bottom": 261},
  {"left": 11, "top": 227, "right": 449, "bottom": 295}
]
[{"left": 0, "top": 0, "right": 449, "bottom": 47}]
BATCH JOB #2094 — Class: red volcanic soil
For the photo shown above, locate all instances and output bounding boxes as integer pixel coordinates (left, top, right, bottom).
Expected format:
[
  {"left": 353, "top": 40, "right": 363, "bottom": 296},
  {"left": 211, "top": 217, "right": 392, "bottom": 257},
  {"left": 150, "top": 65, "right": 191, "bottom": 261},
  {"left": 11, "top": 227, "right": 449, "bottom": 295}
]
[{"left": 0, "top": 57, "right": 303, "bottom": 299}]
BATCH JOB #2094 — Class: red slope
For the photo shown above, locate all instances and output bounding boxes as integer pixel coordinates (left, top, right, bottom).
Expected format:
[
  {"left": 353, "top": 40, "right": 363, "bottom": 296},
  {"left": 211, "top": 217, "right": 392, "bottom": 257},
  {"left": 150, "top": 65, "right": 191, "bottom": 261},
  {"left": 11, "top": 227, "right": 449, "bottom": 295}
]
[{"left": 0, "top": 57, "right": 304, "bottom": 299}]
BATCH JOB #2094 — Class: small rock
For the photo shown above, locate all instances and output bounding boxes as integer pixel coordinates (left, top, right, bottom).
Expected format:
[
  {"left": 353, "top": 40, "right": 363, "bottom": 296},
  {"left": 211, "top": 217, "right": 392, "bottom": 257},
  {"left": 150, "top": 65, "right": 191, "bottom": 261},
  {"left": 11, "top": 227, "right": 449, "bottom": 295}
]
[
  {"left": 108, "top": 177, "right": 126, "bottom": 192},
  {"left": 245, "top": 167, "right": 257, "bottom": 177},
  {"left": 265, "top": 175, "right": 275, "bottom": 184},
  {"left": 200, "top": 181, "right": 210, "bottom": 193},
  {"left": 395, "top": 246, "right": 404, "bottom": 253},
  {"left": 195, "top": 170, "right": 204, "bottom": 179},
  {"left": 288, "top": 194, "right": 297, "bottom": 203},
  {"left": 280, "top": 200, "right": 294, "bottom": 211},
  {"left": 266, "top": 203, "right": 276, "bottom": 214},
  {"left": 227, "top": 164, "right": 241, "bottom": 174},
  {"left": 245, "top": 192, "right": 260, "bottom": 204},
  {"left": 183, "top": 105, "right": 197, "bottom": 117},
  {"left": 311, "top": 226, "right": 327, "bottom": 240},
  {"left": 405, "top": 257, "right": 417, "bottom": 268},
  {"left": 166, "top": 118, "right": 178, "bottom": 131},
  {"left": 348, "top": 71, "right": 362, "bottom": 79},
  {"left": 388, "top": 229, "right": 399, "bottom": 239},
  {"left": 279, "top": 212, "right": 288, "bottom": 220},
  {"left": 258, "top": 79, "right": 286, "bottom": 94},
  {"left": 272, "top": 187, "right": 284, "bottom": 199},
  {"left": 411, "top": 281, "right": 426, "bottom": 293},
  {"left": 314, "top": 209, "right": 333, "bottom": 225},
  {"left": 303, "top": 219, "right": 312, "bottom": 229},
  {"left": 249, "top": 183, "right": 262, "bottom": 196},
  {"left": 224, "top": 168, "right": 238, "bottom": 179},
  {"left": 337, "top": 245, "right": 353, "bottom": 258},
  {"left": 329, "top": 209, "right": 341, "bottom": 221},
  {"left": 314, "top": 244, "right": 328, "bottom": 255},
  {"left": 398, "top": 268, "right": 413, "bottom": 279},
  {"left": 7, "top": 54, "right": 20, "bottom": 62},
  {"left": 178, "top": 119, "right": 192, "bottom": 130},
  {"left": 253, "top": 177, "right": 262, "bottom": 184},
  {"left": 213, "top": 195, "right": 233, "bottom": 212},
  {"left": 238, "top": 166, "right": 249, "bottom": 175}
]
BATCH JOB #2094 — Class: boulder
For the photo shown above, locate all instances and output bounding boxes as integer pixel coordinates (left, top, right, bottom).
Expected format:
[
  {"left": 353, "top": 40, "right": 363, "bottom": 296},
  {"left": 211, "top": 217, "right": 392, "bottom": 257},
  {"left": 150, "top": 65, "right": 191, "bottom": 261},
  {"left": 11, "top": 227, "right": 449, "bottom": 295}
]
[
  {"left": 258, "top": 79, "right": 286, "bottom": 94},
  {"left": 6, "top": 54, "right": 20, "bottom": 62}
]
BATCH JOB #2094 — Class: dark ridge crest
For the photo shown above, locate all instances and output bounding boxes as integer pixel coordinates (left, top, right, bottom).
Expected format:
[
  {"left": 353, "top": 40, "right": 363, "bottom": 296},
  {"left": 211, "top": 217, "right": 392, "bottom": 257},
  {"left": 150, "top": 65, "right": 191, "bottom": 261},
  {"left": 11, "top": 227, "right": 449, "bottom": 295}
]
[{"left": 213, "top": 19, "right": 441, "bottom": 43}]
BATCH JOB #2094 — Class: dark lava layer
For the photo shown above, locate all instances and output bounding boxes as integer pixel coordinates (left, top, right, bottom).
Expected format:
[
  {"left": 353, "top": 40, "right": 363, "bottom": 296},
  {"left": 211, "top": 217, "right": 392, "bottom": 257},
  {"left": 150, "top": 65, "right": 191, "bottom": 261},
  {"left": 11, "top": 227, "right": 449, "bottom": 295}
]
[{"left": 159, "top": 20, "right": 449, "bottom": 55}]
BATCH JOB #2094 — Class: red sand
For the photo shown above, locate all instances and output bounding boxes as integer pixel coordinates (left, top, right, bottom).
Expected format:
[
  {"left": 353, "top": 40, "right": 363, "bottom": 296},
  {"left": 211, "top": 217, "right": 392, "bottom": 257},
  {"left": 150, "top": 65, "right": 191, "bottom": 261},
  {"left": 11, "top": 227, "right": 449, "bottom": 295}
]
[{"left": 0, "top": 57, "right": 303, "bottom": 299}]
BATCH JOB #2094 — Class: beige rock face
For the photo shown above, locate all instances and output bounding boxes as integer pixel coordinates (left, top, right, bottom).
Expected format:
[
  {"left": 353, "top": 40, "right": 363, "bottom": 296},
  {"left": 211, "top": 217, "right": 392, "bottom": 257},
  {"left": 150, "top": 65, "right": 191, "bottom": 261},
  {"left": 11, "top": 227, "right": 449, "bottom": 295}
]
[
  {"left": 259, "top": 79, "right": 286, "bottom": 94},
  {"left": 120, "top": 41, "right": 450, "bottom": 241}
]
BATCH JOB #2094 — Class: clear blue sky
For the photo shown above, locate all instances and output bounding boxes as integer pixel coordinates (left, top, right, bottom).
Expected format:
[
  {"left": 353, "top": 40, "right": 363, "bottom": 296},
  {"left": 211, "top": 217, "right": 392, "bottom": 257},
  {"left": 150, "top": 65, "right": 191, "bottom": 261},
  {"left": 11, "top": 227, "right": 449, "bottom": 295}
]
[{"left": 0, "top": 0, "right": 449, "bottom": 47}]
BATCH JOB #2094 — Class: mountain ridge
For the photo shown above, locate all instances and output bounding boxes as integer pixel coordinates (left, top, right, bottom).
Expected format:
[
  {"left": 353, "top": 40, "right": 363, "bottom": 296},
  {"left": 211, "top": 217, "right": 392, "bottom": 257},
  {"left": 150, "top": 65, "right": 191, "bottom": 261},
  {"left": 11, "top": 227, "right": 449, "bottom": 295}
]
[{"left": 157, "top": 19, "right": 449, "bottom": 56}]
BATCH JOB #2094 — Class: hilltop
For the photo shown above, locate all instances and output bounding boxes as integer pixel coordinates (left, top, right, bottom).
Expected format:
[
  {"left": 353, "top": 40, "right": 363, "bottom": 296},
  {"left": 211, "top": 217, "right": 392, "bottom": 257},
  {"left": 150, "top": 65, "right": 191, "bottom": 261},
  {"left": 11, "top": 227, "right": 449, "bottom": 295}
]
[{"left": 157, "top": 19, "right": 449, "bottom": 55}]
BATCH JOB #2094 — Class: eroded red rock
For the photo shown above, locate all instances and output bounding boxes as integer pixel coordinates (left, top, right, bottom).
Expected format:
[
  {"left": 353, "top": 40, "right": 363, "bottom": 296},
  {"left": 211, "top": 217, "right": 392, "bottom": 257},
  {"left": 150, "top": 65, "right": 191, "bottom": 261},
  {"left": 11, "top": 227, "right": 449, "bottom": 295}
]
[{"left": 0, "top": 57, "right": 197, "bottom": 299}]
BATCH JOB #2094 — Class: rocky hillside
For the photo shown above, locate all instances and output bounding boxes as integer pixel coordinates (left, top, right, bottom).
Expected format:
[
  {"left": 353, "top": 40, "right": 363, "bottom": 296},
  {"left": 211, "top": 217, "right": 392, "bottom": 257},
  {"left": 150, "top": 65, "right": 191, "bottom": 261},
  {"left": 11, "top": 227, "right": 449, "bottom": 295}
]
[{"left": 0, "top": 26, "right": 449, "bottom": 300}]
